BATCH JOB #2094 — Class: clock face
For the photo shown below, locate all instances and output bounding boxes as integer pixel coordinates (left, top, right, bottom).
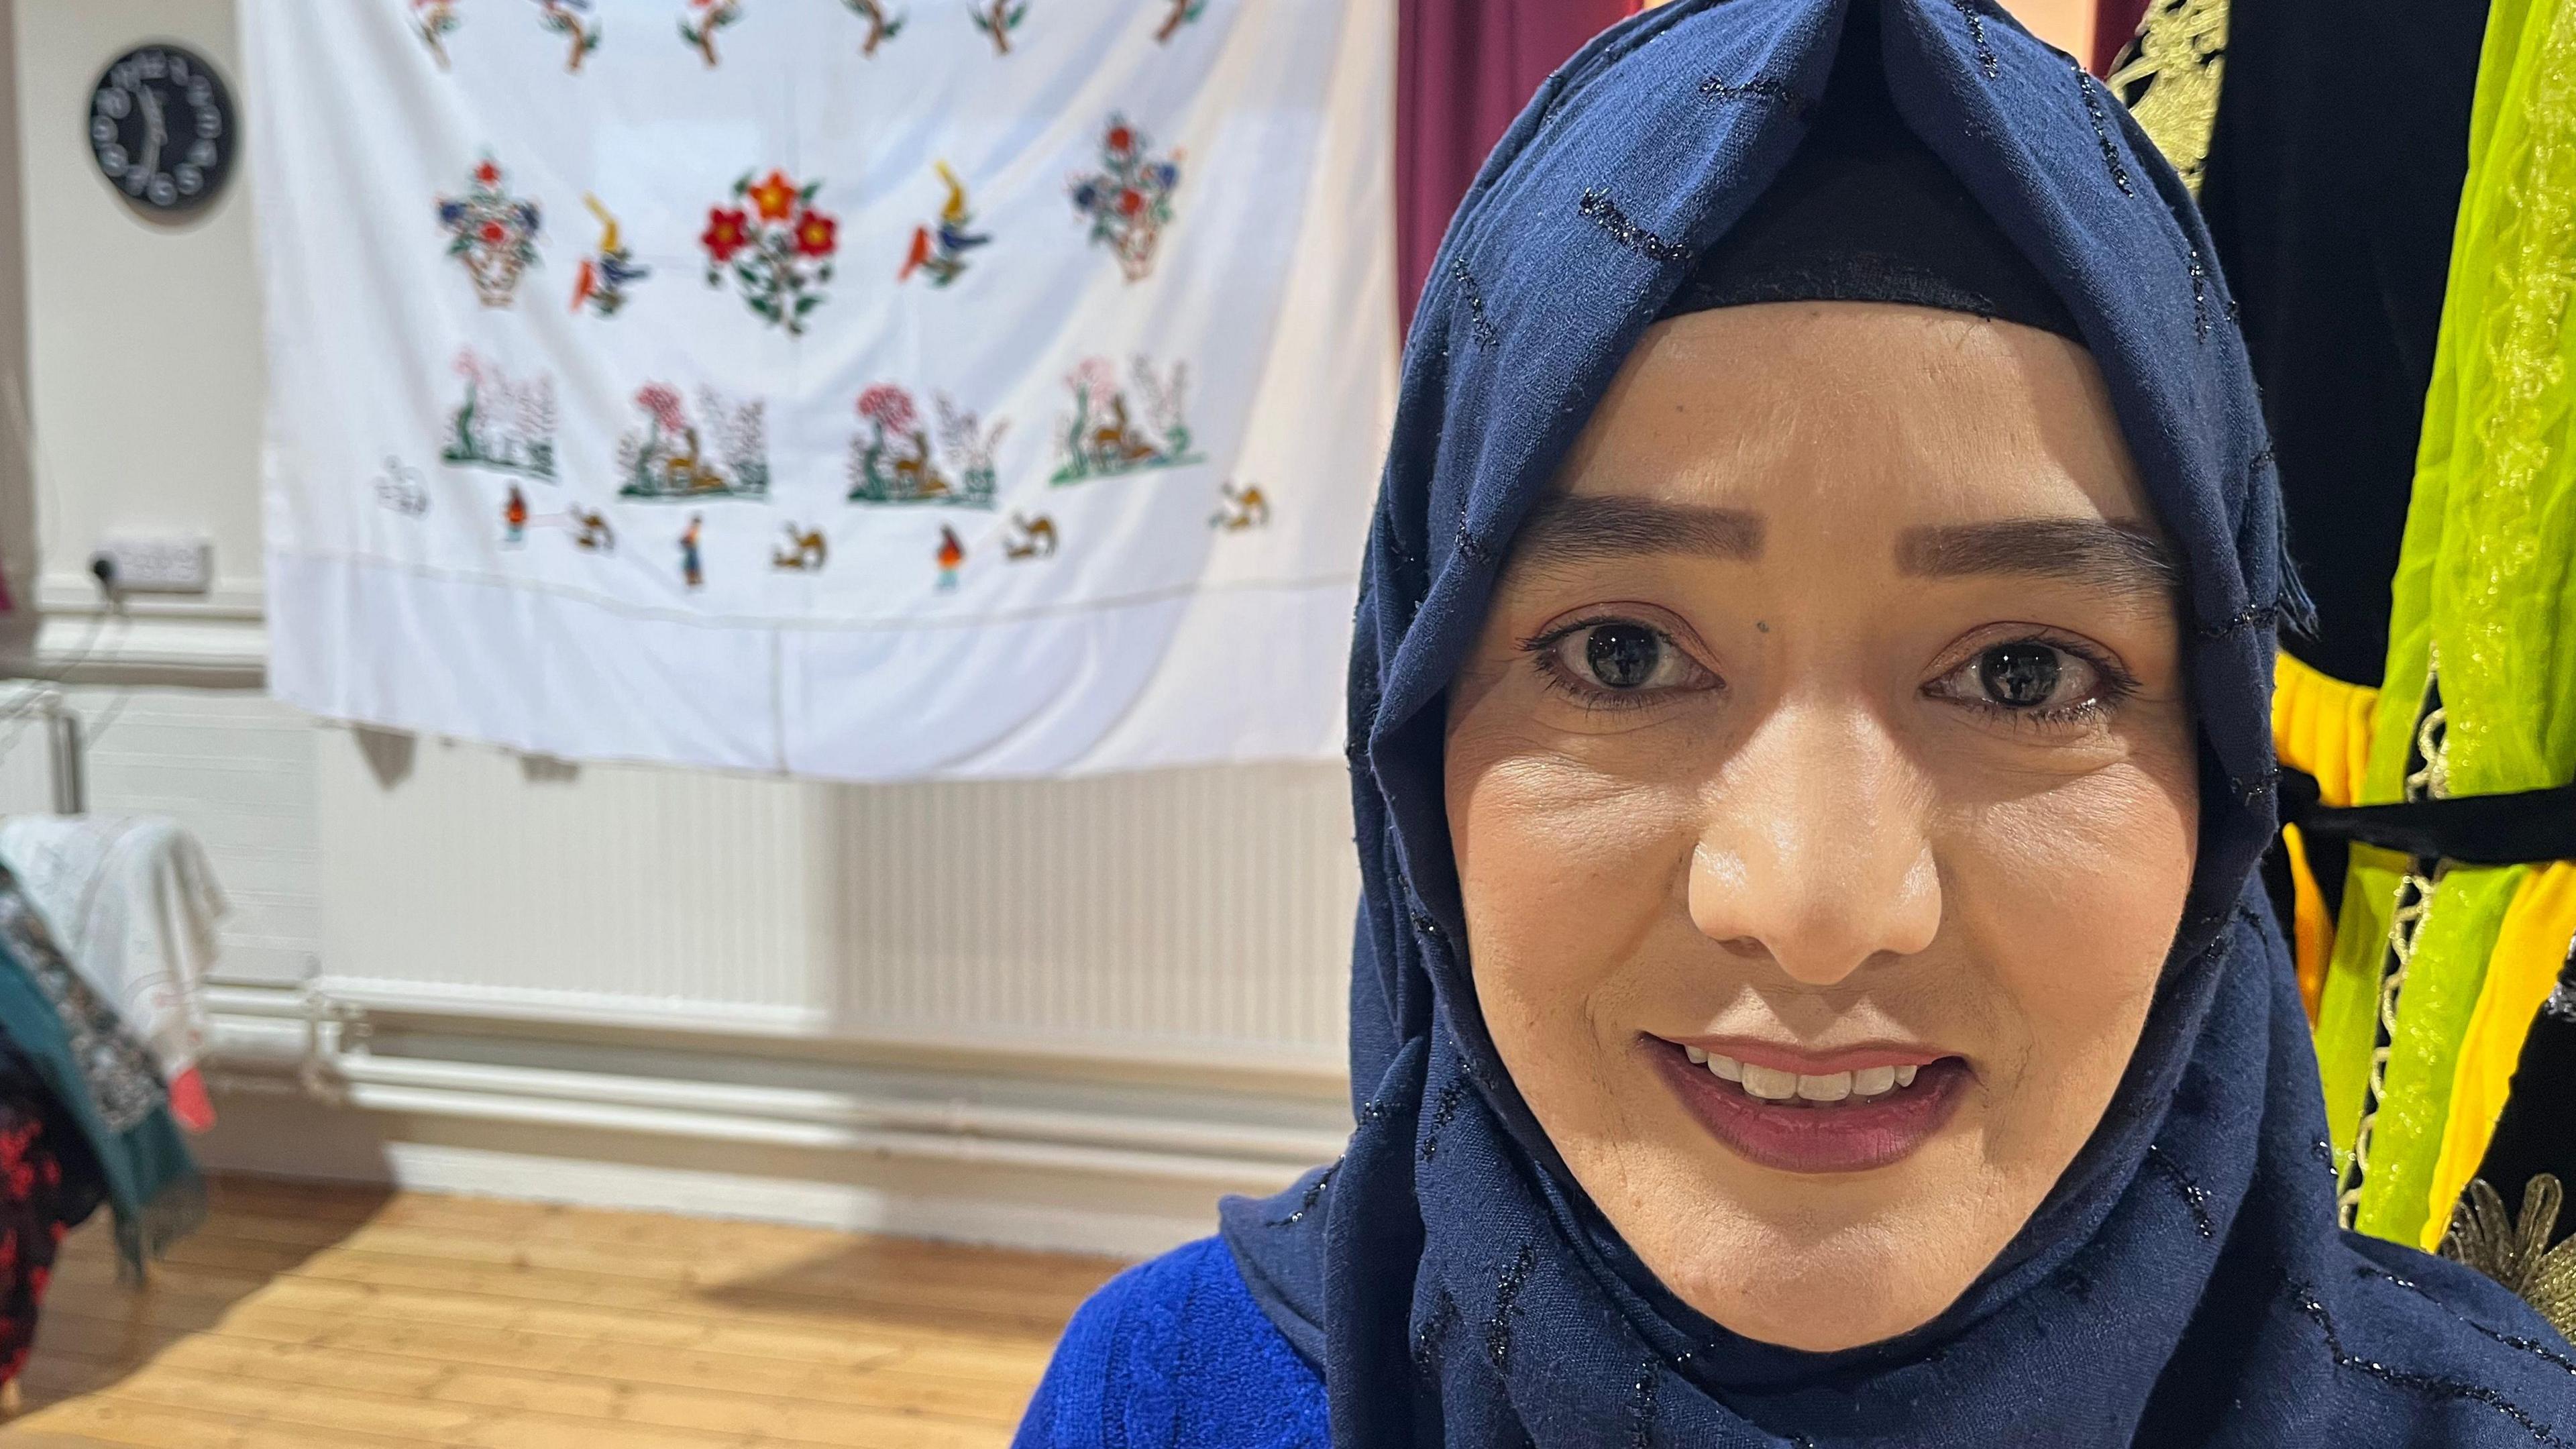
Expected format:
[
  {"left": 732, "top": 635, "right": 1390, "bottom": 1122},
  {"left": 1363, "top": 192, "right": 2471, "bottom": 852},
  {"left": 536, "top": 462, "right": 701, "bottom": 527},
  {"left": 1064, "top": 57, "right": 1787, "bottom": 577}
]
[{"left": 89, "top": 45, "right": 235, "bottom": 215}]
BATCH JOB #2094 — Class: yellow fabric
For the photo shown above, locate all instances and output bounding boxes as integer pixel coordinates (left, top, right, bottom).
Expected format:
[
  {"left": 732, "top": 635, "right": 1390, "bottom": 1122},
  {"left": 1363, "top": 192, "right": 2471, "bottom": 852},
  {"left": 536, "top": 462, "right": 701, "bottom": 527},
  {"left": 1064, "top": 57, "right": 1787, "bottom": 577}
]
[
  {"left": 2422, "top": 863, "right": 2576, "bottom": 1248},
  {"left": 2283, "top": 824, "right": 2332, "bottom": 1023},
  {"left": 2271, "top": 652, "right": 2379, "bottom": 807},
  {"left": 2317, "top": 0, "right": 2576, "bottom": 1249}
]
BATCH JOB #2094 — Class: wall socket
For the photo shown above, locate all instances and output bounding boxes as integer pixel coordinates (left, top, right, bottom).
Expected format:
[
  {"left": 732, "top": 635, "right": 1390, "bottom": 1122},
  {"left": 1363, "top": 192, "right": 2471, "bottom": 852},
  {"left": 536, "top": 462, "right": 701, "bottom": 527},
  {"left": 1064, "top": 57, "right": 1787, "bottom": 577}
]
[{"left": 92, "top": 537, "right": 213, "bottom": 594}]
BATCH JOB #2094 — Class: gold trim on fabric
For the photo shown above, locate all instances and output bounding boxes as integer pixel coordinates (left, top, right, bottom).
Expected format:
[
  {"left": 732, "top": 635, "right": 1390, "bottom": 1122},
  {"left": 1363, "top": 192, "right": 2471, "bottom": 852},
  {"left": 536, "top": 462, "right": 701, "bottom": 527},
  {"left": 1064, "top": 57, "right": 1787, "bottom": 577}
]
[
  {"left": 2444, "top": 1174, "right": 2576, "bottom": 1337},
  {"left": 2106, "top": 0, "right": 2231, "bottom": 193}
]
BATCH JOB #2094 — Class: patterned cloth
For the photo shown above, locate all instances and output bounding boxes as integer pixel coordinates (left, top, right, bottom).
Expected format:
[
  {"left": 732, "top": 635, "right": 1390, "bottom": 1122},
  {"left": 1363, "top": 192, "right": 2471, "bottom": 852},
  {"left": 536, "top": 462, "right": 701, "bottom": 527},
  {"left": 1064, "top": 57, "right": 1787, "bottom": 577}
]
[
  {"left": 245, "top": 0, "right": 1395, "bottom": 781},
  {"left": 0, "top": 1059, "right": 100, "bottom": 1389}
]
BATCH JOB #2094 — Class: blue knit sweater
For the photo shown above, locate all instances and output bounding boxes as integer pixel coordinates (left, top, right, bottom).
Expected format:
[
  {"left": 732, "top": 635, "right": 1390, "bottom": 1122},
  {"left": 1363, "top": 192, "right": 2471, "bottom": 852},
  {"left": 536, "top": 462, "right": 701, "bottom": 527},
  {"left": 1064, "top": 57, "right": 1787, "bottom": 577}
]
[{"left": 1015, "top": 1237, "right": 1328, "bottom": 1449}]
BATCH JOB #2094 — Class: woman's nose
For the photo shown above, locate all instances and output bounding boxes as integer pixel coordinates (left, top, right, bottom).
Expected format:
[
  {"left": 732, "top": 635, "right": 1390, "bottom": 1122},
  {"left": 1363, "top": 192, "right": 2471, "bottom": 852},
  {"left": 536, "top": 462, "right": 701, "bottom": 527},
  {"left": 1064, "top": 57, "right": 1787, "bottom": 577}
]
[{"left": 1686, "top": 702, "right": 1942, "bottom": 985}]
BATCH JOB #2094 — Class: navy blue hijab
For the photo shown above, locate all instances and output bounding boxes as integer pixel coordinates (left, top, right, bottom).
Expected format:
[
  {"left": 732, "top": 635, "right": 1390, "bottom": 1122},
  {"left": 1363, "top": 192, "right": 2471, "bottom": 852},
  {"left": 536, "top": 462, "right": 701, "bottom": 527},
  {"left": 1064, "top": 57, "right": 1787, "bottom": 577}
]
[{"left": 1219, "top": 0, "right": 2576, "bottom": 1442}]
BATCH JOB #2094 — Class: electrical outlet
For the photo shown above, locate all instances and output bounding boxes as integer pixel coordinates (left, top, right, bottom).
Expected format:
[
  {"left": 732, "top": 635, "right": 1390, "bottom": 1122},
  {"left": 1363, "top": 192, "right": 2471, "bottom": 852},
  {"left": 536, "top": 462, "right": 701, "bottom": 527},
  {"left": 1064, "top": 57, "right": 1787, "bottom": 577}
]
[{"left": 93, "top": 537, "right": 213, "bottom": 594}]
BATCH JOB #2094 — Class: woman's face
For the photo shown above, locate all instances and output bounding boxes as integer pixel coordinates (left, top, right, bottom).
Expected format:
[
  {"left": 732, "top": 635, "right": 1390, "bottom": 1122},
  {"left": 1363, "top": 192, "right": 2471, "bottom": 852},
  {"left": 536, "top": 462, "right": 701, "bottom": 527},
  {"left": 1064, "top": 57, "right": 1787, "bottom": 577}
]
[{"left": 1444, "top": 301, "right": 2198, "bottom": 1352}]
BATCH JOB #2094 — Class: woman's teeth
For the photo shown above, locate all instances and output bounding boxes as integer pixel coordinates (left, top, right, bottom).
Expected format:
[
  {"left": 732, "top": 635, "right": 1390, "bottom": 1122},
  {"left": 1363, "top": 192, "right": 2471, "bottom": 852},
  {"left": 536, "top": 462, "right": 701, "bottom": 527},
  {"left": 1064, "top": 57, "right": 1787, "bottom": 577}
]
[{"left": 1680, "top": 1045, "right": 1922, "bottom": 1104}]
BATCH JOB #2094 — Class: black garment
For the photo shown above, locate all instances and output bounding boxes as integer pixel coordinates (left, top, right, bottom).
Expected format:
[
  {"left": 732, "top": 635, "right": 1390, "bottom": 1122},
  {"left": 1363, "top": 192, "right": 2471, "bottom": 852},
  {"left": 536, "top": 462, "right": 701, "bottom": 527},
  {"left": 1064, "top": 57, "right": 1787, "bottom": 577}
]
[
  {"left": 2196, "top": 0, "right": 2487, "bottom": 691},
  {"left": 2202, "top": 0, "right": 2489, "bottom": 938}
]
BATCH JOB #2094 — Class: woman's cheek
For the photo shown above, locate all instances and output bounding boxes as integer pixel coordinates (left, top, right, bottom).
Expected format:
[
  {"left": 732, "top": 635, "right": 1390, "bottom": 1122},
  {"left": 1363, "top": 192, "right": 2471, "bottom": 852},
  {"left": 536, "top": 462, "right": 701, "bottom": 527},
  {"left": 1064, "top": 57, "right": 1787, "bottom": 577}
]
[
  {"left": 1451, "top": 749, "right": 1703, "bottom": 1046},
  {"left": 1953, "top": 766, "right": 2191, "bottom": 1118}
]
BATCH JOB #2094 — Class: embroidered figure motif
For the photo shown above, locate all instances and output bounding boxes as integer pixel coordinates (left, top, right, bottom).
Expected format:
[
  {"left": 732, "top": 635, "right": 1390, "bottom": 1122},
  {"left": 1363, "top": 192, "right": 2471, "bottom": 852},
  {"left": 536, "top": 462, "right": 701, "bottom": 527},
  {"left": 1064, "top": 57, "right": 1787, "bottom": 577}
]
[
  {"left": 533, "top": 0, "right": 602, "bottom": 70},
  {"left": 1210, "top": 480, "right": 1269, "bottom": 530},
  {"left": 442, "top": 349, "right": 558, "bottom": 480},
  {"left": 1069, "top": 116, "right": 1181, "bottom": 282},
  {"left": 936, "top": 524, "right": 965, "bottom": 590},
  {"left": 569, "top": 506, "right": 614, "bottom": 551},
  {"left": 2444, "top": 1175, "right": 2576, "bottom": 1339},
  {"left": 771, "top": 523, "right": 828, "bottom": 571},
  {"left": 438, "top": 157, "right": 543, "bottom": 308},
  {"left": 1155, "top": 0, "right": 1208, "bottom": 41},
  {"left": 618, "top": 383, "right": 770, "bottom": 500},
  {"left": 2107, "top": 0, "right": 2229, "bottom": 194},
  {"left": 412, "top": 0, "right": 462, "bottom": 68},
  {"left": 681, "top": 0, "right": 745, "bottom": 64},
  {"left": 503, "top": 485, "right": 530, "bottom": 544},
  {"left": 967, "top": 0, "right": 1028, "bottom": 55},
  {"left": 1004, "top": 513, "right": 1057, "bottom": 559},
  {"left": 374, "top": 457, "right": 430, "bottom": 517},
  {"left": 843, "top": 0, "right": 906, "bottom": 53},
  {"left": 572, "top": 195, "right": 651, "bottom": 317},
  {"left": 1052, "top": 354, "right": 1201, "bottom": 483},
  {"left": 848, "top": 384, "right": 1006, "bottom": 507},
  {"left": 703, "top": 169, "right": 837, "bottom": 334},
  {"left": 900, "top": 162, "right": 990, "bottom": 287},
  {"left": 679, "top": 515, "right": 706, "bottom": 588}
]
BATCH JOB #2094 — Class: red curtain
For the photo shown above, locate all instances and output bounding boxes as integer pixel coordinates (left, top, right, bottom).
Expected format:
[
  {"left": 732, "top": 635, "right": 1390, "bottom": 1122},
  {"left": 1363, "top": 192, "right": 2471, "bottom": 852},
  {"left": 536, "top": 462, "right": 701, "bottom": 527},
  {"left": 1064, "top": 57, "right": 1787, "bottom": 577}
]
[
  {"left": 1396, "top": 0, "right": 1638, "bottom": 327},
  {"left": 2092, "top": 0, "right": 2149, "bottom": 73}
]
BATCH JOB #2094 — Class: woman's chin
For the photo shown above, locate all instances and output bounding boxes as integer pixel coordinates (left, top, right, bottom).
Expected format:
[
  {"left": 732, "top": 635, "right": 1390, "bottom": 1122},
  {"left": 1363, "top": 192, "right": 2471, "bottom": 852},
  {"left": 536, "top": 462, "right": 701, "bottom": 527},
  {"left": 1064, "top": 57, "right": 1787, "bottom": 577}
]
[
  {"left": 1606, "top": 1128, "right": 2014, "bottom": 1354},
  {"left": 1659, "top": 1236, "right": 1968, "bottom": 1352}
]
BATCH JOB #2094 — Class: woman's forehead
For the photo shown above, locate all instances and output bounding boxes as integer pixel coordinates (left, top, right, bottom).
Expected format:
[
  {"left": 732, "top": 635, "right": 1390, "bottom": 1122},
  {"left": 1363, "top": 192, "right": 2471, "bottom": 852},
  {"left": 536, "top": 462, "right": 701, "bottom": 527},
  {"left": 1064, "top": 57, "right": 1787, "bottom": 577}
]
[{"left": 1548, "top": 301, "right": 2161, "bottom": 543}]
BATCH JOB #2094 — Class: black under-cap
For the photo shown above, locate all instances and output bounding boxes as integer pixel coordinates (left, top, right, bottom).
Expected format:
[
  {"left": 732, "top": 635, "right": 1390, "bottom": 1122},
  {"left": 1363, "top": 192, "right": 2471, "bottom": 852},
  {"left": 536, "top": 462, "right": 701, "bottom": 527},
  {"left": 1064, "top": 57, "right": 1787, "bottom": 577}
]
[{"left": 1659, "top": 0, "right": 2084, "bottom": 341}]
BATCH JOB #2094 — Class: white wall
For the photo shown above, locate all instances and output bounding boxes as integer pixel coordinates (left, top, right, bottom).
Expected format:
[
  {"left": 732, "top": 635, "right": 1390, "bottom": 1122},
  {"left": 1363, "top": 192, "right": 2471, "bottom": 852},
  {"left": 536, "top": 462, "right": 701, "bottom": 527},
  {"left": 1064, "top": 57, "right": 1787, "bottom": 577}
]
[
  {"left": 15, "top": 0, "right": 266, "bottom": 616},
  {"left": 0, "top": 0, "right": 1360, "bottom": 1255}
]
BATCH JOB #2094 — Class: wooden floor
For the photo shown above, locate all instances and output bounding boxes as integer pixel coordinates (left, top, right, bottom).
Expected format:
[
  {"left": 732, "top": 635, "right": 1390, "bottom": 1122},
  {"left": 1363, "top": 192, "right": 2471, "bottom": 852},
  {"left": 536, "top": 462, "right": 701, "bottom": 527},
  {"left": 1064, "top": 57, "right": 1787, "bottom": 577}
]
[{"left": 9, "top": 1176, "right": 1126, "bottom": 1448}]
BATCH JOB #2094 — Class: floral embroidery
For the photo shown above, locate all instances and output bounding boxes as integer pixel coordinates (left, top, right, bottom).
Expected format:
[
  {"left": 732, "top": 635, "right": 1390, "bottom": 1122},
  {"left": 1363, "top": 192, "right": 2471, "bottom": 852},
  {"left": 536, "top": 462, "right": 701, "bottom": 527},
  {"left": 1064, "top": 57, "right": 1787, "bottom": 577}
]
[
  {"left": 618, "top": 383, "right": 769, "bottom": 500},
  {"left": 848, "top": 384, "right": 1007, "bottom": 507},
  {"left": 1155, "top": 0, "right": 1209, "bottom": 42},
  {"left": 1004, "top": 513, "right": 1058, "bottom": 559},
  {"left": 1210, "top": 480, "right": 1269, "bottom": 530},
  {"left": 533, "top": 0, "right": 602, "bottom": 70},
  {"left": 438, "top": 156, "right": 543, "bottom": 307},
  {"left": 704, "top": 169, "right": 837, "bottom": 333},
  {"left": 681, "top": 0, "right": 745, "bottom": 64},
  {"left": 1069, "top": 115, "right": 1181, "bottom": 281},
  {"left": 442, "top": 350, "right": 557, "bottom": 480},
  {"left": 502, "top": 484, "right": 530, "bottom": 543},
  {"left": 2444, "top": 1175, "right": 2576, "bottom": 1339},
  {"left": 771, "top": 523, "right": 828, "bottom": 571},
  {"left": 1052, "top": 355, "right": 1200, "bottom": 483},
  {"left": 412, "top": 0, "right": 462, "bottom": 67},
  {"left": 936, "top": 523, "right": 966, "bottom": 589},
  {"left": 572, "top": 195, "right": 651, "bottom": 317},
  {"left": 900, "top": 162, "right": 990, "bottom": 287},
  {"left": 967, "top": 0, "right": 1029, "bottom": 55},
  {"left": 843, "top": 0, "right": 907, "bottom": 53}
]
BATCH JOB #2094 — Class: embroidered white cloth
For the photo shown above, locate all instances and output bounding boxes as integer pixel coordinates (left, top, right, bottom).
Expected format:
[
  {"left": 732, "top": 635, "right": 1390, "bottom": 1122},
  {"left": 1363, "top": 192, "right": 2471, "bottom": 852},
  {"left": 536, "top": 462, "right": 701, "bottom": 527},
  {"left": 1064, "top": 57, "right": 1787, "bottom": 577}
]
[
  {"left": 246, "top": 0, "right": 1393, "bottom": 779},
  {"left": 0, "top": 815, "right": 229, "bottom": 1083}
]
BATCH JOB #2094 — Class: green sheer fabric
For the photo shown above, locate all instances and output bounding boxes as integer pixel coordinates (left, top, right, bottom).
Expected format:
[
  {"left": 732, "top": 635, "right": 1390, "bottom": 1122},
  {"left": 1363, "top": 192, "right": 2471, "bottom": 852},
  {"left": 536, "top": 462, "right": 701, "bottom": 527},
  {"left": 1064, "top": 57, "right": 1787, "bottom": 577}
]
[{"left": 2315, "top": 0, "right": 2576, "bottom": 1247}]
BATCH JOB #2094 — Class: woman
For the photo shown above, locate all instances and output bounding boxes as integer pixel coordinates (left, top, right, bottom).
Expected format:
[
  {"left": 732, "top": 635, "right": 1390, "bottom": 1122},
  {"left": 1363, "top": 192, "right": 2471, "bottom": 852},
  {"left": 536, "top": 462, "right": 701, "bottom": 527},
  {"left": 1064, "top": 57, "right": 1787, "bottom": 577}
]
[{"left": 1018, "top": 0, "right": 2576, "bottom": 1442}]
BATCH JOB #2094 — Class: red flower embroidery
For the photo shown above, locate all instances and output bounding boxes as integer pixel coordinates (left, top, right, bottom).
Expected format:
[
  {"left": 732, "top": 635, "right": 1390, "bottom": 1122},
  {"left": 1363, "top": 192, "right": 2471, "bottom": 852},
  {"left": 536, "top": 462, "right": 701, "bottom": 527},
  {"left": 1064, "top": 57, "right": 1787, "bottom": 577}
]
[
  {"left": 702, "top": 207, "right": 751, "bottom": 262},
  {"left": 794, "top": 210, "right": 838, "bottom": 258},
  {"left": 1107, "top": 125, "right": 1134, "bottom": 153},
  {"left": 479, "top": 219, "right": 507, "bottom": 245},
  {"left": 748, "top": 170, "right": 800, "bottom": 223},
  {"left": 1117, "top": 189, "right": 1144, "bottom": 216},
  {"left": 474, "top": 159, "right": 502, "bottom": 186}
]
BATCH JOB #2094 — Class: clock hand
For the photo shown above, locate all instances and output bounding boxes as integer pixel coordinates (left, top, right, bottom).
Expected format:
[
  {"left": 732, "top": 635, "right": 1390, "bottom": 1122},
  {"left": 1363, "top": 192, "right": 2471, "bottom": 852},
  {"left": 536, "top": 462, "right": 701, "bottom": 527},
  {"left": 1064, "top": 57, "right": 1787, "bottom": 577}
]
[{"left": 138, "top": 85, "right": 164, "bottom": 176}]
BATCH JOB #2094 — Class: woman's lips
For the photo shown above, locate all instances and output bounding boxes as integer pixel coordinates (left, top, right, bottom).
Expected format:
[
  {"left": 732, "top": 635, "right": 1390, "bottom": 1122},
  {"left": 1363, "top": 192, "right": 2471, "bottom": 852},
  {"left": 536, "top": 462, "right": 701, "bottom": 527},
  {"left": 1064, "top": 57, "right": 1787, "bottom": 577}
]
[{"left": 1646, "top": 1036, "right": 1968, "bottom": 1175}]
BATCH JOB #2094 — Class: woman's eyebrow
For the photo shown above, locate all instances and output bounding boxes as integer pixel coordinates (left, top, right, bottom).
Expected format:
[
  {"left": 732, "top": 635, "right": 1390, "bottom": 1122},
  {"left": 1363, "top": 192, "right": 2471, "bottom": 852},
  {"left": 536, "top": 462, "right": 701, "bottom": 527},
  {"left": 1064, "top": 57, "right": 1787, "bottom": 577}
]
[
  {"left": 1509, "top": 496, "right": 1766, "bottom": 568},
  {"left": 1894, "top": 518, "right": 2181, "bottom": 596}
]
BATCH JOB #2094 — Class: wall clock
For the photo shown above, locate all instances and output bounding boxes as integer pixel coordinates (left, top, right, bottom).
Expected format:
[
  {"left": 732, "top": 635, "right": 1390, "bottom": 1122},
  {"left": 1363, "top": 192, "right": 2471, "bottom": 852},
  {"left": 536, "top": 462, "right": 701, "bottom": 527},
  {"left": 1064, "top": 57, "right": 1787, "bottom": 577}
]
[{"left": 89, "top": 44, "right": 236, "bottom": 217}]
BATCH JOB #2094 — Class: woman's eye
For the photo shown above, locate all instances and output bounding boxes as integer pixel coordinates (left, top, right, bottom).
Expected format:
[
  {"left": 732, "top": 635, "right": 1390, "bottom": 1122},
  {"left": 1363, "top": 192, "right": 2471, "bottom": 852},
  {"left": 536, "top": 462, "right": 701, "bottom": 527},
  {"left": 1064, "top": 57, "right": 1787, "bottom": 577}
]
[
  {"left": 1540, "top": 621, "right": 1707, "bottom": 696},
  {"left": 1937, "top": 639, "right": 2106, "bottom": 716}
]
